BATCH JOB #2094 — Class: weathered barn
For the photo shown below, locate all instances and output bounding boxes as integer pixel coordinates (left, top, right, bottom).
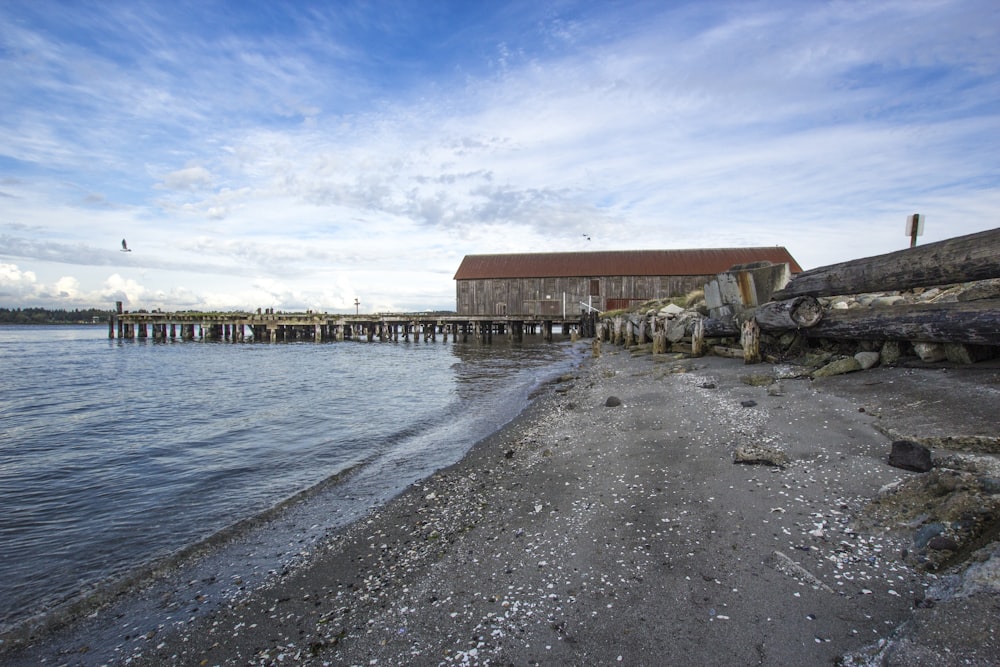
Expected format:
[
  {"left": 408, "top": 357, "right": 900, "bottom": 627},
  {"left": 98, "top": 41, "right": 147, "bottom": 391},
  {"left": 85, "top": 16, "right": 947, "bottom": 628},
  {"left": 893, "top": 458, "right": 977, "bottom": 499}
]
[{"left": 454, "top": 248, "right": 802, "bottom": 316}]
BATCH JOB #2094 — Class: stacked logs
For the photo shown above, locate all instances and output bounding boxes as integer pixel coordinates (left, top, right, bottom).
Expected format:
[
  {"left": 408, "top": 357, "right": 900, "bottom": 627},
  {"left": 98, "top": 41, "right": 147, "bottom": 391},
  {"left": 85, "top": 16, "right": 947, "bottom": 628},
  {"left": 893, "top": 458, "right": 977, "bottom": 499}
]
[
  {"left": 715, "top": 227, "right": 1000, "bottom": 363},
  {"left": 600, "top": 227, "right": 1000, "bottom": 364}
]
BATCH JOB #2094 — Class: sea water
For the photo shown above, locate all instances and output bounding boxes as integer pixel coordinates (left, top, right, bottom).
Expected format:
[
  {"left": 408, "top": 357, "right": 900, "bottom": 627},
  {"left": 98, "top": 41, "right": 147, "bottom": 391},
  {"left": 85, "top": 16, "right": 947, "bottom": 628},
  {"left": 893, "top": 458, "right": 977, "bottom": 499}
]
[{"left": 0, "top": 325, "right": 581, "bottom": 637}]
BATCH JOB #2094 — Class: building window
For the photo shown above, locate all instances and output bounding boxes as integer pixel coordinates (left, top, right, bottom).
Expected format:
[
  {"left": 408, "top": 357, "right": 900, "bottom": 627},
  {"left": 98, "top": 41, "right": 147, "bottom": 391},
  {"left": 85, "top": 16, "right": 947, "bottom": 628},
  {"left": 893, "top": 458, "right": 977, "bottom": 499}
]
[{"left": 590, "top": 279, "right": 600, "bottom": 296}]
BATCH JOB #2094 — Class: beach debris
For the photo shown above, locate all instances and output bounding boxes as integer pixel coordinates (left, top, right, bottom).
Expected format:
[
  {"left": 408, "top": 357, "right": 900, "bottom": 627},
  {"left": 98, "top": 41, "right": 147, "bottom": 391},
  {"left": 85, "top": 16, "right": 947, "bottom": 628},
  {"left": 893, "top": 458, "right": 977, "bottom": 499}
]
[
  {"left": 887, "top": 440, "right": 932, "bottom": 472},
  {"left": 767, "top": 550, "right": 835, "bottom": 593},
  {"left": 740, "top": 374, "right": 773, "bottom": 387},
  {"left": 766, "top": 381, "right": 784, "bottom": 396},
  {"left": 733, "top": 443, "right": 789, "bottom": 468},
  {"left": 740, "top": 400, "right": 758, "bottom": 408},
  {"left": 604, "top": 396, "right": 623, "bottom": 407}
]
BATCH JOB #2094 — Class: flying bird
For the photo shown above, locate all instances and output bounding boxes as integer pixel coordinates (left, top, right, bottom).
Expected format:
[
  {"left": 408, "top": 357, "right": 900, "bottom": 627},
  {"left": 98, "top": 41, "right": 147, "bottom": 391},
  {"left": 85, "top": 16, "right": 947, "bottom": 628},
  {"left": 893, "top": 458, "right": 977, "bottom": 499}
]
[
  {"left": 121, "top": 239, "right": 132, "bottom": 252},
  {"left": 582, "top": 234, "right": 591, "bottom": 241}
]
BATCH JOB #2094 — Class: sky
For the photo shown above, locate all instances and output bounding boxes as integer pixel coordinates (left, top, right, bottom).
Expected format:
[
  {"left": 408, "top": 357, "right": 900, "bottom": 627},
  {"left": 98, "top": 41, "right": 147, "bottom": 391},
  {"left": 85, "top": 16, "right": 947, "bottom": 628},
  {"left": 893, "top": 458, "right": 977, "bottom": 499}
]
[{"left": 1, "top": 0, "right": 998, "bottom": 313}]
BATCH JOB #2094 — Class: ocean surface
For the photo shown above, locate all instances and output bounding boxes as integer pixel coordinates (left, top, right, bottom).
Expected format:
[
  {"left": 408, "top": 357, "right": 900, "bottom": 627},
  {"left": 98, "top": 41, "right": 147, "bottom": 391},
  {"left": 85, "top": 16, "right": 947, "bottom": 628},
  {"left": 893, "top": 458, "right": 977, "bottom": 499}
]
[{"left": 0, "top": 324, "right": 582, "bottom": 638}]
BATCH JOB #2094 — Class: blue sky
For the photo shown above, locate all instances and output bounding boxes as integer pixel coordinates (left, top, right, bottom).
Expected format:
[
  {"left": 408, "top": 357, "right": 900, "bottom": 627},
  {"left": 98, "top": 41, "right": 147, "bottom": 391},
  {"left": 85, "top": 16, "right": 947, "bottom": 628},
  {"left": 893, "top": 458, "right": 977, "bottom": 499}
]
[{"left": 1, "top": 0, "right": 998, "bottom": 312}]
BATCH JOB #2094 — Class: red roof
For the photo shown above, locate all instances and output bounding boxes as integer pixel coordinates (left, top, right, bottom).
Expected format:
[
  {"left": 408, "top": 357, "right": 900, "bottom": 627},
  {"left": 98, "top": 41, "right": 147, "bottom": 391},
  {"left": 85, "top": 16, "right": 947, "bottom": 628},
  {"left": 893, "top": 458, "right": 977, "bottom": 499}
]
[{"left": 454, "top": 248, "right": 802, "bottom": 280}]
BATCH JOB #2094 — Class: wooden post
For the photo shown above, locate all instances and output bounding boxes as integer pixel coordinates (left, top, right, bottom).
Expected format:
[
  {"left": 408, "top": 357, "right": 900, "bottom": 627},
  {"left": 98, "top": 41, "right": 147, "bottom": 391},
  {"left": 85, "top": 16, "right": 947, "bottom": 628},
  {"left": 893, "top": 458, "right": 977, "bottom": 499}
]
[
  {"left": 741, "top": 319, "right": 761, "bottom": 364},
  {"left": 592, "top": 337, "right": 601, "bottom": 358},
  {"left": 652, "top": 331, "right": 667, "bottom": 354},
  {"left": 691, "top": 318, "right": 705, "bottom": 357},
  {"left": 908, "top": 213, "right": 922, "bottom": 248}
]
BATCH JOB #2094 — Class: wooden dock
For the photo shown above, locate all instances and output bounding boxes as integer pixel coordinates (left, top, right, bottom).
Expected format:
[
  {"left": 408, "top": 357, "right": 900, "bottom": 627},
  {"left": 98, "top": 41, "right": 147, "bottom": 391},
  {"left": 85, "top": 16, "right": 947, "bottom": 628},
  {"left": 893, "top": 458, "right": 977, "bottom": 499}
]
[{"left": 110, "top": 307, "right": 595, "bottom": 344}]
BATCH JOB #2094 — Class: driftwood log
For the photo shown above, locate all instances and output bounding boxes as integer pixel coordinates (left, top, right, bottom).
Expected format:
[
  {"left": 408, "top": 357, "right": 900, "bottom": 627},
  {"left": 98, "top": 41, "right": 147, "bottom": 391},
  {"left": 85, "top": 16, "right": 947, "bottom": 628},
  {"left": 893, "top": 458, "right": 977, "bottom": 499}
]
[
  {"left": 753, "top": 296, "right": 823, "bottom": 330},
  {"left": 772, "top": 227, "right": 1000, "bottom": 299},
  {"left": 804, "top": 298, "right": 1000, "bottom": 346},
  {"left": 699, "top": 318, "right": 740, "bottom": 337},
  {"left": 696, "top": 295, "right": 822, "bottom": 338}
]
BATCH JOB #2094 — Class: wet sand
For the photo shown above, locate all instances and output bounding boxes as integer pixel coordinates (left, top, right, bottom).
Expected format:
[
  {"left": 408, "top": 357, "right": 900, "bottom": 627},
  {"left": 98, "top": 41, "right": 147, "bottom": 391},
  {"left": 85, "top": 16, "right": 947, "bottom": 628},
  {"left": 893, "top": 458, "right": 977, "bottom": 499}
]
[{"left": 6, "top": 346, "right": 998, "bottom": 666}]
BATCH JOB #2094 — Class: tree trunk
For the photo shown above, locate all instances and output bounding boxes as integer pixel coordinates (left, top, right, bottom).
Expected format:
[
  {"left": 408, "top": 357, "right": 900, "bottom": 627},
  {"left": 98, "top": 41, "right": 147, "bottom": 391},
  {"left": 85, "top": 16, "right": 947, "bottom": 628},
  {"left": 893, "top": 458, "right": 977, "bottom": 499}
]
[
  {"left": 772, "top": 228, "right": 1000, "bottom": 299},
  {"left": 753, "top": 296, "right": 823, "bottom": 330},
  {"left": 804, "top": 298, "right": 1000, "bottom": 346},
  {"left": 699, "top": 318, "right": 740, "bottom": 337}
]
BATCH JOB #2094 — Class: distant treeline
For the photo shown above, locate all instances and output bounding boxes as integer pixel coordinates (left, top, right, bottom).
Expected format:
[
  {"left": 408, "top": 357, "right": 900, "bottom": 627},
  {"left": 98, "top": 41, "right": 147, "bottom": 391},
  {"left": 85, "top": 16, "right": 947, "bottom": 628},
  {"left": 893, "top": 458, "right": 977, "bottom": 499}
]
[{"left": 0, "top": 307, "right": 112, "bottom": 324}]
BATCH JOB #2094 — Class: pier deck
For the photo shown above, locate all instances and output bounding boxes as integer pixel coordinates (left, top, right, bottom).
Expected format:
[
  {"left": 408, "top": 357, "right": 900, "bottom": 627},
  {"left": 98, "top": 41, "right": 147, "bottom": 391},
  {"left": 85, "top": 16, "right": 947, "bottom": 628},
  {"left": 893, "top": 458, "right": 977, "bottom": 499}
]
[{"left": 111, "top": 309, "right": 595, "bottom": 343}]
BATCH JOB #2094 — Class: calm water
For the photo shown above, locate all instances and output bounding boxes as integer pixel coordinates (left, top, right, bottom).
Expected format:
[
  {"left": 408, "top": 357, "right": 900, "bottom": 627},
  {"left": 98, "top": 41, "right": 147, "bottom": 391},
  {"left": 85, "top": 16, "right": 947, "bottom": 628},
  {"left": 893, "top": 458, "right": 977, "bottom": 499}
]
[{"left": 0, "top": 325, "right": 581, "bottom": 636}]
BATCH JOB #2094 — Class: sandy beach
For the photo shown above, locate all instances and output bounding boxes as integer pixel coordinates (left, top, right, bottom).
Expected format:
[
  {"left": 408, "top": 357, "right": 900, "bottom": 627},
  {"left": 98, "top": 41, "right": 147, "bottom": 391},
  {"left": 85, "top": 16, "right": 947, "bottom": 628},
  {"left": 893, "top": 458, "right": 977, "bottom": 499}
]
[{"left": 6, "top": 344, "right": 999, "bottom": 666}]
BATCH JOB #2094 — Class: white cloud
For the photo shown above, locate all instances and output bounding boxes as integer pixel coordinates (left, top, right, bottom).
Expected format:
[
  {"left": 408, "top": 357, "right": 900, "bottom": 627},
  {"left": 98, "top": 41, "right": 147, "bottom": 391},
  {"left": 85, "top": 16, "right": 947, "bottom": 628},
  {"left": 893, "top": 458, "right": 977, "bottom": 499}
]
[
  {"left": 53, "top": 276, "right": 80, "bottom": 298},
  {"left": 0, "top": 263, "right": 39, "bottom": 300},
  {"left": 101, "top": 274, "right": 146, "bottom": 307},
  {"left": 158, "top": 166, "right": 215, "bottom": 192},
  {"left": 0, "top": 1, "right": 997, "bottom": 312}
]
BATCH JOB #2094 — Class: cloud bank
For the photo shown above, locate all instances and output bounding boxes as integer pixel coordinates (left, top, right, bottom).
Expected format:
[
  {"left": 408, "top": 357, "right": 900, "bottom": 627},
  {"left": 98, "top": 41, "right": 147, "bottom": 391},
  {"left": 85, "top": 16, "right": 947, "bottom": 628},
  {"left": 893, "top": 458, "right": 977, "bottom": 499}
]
[{"left": 1, "top": 0, "right": 997, "bottom": 311}]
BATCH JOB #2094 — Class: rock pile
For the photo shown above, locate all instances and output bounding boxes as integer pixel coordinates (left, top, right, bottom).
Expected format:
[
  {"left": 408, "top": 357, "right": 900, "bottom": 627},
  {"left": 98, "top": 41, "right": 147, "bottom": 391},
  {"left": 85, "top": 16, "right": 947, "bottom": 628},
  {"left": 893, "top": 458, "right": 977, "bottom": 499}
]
[{"left": 863, "top": 451, "right": 1000, "bottom": 573}]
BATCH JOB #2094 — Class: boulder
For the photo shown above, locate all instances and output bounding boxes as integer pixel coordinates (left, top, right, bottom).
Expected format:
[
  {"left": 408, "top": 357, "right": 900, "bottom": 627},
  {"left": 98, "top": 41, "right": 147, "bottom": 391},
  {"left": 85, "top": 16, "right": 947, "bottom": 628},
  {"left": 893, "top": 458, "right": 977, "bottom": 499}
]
[
  {"left": 914, "top": 342, "right": 947, "bottom": 362},
  {"left": 812, "top": 356, "right": 862, "bottom": 378},
  {"left": 659, "top": 303, "right": 685, "bottom": 318},
  {"left": 854, "top": 351, "right": 880, "bottom": 370},
  {"left": 872, "top": 295, "right": 905, "bottom": 307},
  {"left": 888, "top": 440, "right": 933, "bottom": 473},
  {"left": 664, "top": 313, "right": 693, "bottom": 343},
  {"left": 880, "top": 340, "right": 902, "bottom": 365}
]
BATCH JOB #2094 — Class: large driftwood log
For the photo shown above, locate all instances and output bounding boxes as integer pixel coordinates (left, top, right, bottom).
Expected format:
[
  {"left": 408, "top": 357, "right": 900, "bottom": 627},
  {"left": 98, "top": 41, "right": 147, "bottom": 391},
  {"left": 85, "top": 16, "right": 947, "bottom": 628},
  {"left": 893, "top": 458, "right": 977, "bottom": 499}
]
[
  {"left": 772, "top": 227, "right": 1000, "bottom": 299},
  {"left": 699, "top": 318, "right": 740, "bottom": 337},
  {"left": 754, "top": 296, "right": 823, "bottom": 330},
  {"left": 697, "top": 297, "right": 821, "bottom": 338},
  {"left": 804, "top": 298, "right": 1000, "bottom": 345}
]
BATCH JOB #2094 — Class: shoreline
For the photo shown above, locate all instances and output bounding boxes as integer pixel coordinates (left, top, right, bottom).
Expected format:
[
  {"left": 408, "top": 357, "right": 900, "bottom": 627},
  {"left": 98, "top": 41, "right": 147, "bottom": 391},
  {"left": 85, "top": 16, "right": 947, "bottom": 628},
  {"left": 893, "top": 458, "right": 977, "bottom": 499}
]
[
  {"left": 6, "top": 346, "right": 999, "bottom": 665},
  {"left": 0, "top": 341, "right": 584, "bottom": 664}
]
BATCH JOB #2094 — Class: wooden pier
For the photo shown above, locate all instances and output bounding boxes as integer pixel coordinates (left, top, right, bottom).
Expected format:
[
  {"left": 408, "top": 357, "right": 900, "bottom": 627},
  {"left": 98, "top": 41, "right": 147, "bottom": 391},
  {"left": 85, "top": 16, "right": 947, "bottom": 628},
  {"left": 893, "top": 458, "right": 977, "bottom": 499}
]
[{"left": 110, "top": 306, "right": 595, "bottom": 344}]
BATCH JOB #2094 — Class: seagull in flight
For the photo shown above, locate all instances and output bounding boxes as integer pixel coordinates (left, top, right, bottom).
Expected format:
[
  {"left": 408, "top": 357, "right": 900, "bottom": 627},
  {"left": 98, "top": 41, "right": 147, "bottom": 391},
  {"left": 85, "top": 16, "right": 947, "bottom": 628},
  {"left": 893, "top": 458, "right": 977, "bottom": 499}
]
[
  {"left": 121, "top": 238, "right": 132, "bottom": 252},
  {"left": 582, "top": 234, "right": 591, "bottom": 241}
]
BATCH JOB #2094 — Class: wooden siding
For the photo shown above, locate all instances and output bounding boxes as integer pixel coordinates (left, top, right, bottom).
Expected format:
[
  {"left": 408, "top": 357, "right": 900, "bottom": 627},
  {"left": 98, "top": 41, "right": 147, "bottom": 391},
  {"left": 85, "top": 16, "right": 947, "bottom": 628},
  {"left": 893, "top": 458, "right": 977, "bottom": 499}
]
[{"left": 456, "top": 274, "right": 715, "bottom": 316}]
